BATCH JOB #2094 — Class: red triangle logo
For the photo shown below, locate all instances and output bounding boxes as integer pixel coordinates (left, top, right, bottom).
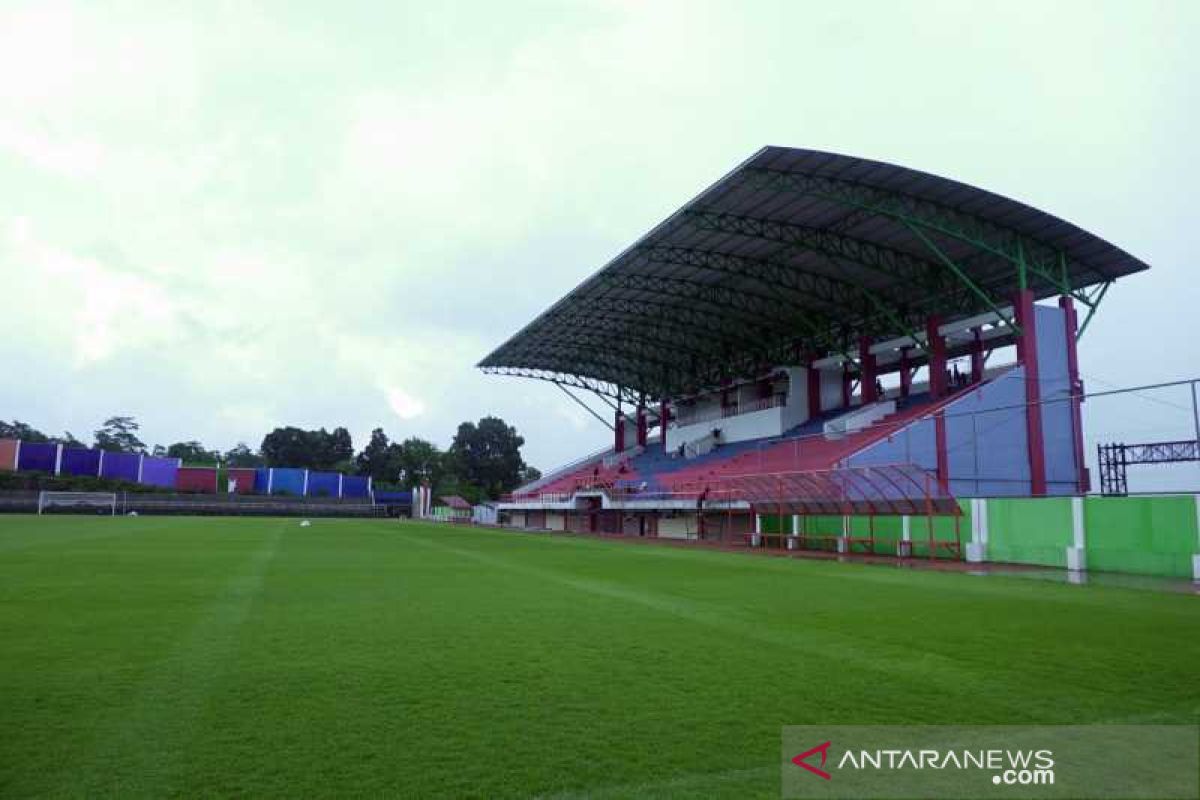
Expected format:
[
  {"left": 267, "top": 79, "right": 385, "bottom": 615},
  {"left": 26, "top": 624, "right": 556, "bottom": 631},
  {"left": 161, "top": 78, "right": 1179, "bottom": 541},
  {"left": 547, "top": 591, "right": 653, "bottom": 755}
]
[{"left": 791, "top": 740, "right": 832, "bottom": 780}]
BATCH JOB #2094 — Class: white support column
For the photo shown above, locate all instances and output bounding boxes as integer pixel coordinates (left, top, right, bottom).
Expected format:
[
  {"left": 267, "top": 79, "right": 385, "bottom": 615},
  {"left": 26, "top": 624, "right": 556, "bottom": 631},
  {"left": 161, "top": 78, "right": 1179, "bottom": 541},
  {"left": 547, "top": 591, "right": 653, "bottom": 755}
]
[
  {"left": 267, "top": 468, "right": 274, "bottom": 494},
  {"left": 965, "top": 498, "right": 988, "bottom": 562},
  {"left": 1191, "top": 495, "right": 1200, "bottom": 583},
  {"left": 302, "top": 469, "right": 310, "bottom": 497},
  {"left": 899, "top": 514, "right": 913, "bottom": 558},
  {"left": 12, "top": 440, "right": 20, "bottom": 470},
  {"left": 338, "top": 473, "right": 344, "bottom": 498},
  {"left": 1066, "top": 496, "right": 1087, "bottom": 572},
  {"left": 53, "top": 443, "right": 63, "bottom": 475},
  {"left": 838, "top": 514, "right": 849, "bottom": 553},
  {"left": 751, "top": 513, "right": 762, "bottom": 547},
  {"left": 136, "top": 453, "right": 145, "bottom": 482},
  {"left": 97, "top": 449, "right": 104, "bottom": 477}
]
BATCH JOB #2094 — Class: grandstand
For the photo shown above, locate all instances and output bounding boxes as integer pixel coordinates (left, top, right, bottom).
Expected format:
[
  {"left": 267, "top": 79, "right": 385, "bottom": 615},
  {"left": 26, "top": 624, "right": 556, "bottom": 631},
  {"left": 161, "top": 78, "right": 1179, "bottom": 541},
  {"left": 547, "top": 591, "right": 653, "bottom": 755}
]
[{"left": 479, "top": 147, "right": 1177, "bottom": 568}]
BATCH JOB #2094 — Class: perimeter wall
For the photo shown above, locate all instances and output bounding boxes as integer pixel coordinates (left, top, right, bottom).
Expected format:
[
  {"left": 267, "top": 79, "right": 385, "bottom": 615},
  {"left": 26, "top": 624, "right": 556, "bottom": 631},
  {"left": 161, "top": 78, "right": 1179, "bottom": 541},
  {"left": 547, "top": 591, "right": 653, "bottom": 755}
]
[{"left": 758, "top": 494, "right": 1199, "bottom": 578}]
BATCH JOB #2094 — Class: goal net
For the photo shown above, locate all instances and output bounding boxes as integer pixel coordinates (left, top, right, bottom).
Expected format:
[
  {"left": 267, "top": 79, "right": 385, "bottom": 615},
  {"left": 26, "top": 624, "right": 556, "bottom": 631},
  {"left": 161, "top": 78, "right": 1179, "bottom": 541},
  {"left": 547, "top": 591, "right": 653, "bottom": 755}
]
[{"left": 37, "top": 491, "right": 117, "bottom": 516}]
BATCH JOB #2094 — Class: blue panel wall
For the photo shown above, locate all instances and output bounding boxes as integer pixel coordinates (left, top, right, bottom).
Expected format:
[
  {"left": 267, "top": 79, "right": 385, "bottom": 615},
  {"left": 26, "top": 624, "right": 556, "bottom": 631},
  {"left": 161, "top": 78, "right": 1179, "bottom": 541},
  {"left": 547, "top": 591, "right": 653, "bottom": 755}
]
[
  {"left": 955, "top": 368, "right": 1030, "bottom": 496},
  {"left": 140, "top": 456, "right": 179, "bottom": 488},
  {"left": 1035, "top": 304, "right": 1079, "bottom": 495},
  {"left": 341, "top": 475, "right": 370, "bottom": 498},
  {"left": 306, "top": 471, "right": 341, "bottom": 497},
  {"left": 60, "top": 447, "right": 101, "bottom": 477},
  {"left": 100, "top": 452, "right": 140, "bottom": 482},
  {"left": 17, "top": 442, "right": 57, "bottom": 473},
  {"left": 848, "top": 366, "right": 1033, "bottom": 496},
  {"left": 270, "top": 467, "right": 306, "bottom": 496},
  {"left": 254, "top": 468, "right": 272, "bottom": 493}
]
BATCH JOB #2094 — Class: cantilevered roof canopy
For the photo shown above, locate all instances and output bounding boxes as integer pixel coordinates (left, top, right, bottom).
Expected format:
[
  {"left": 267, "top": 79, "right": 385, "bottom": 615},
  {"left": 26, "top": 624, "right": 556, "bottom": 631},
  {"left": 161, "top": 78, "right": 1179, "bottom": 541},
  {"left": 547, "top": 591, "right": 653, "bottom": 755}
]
[{"left": 479, "top": 147, "right": 1149, "bottom": 402}]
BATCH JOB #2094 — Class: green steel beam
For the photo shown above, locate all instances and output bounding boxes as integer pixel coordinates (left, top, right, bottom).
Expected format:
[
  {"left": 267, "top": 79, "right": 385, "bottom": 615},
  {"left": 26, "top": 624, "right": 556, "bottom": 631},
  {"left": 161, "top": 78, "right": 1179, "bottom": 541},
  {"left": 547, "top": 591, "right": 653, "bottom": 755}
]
[
  {"left": 1076, "top": 281, "right": 1110, "bottom": 339},
  {"left": 904, "top": 221, "right": 1021, "bottom": 334},
  {"left": 742, "top": 167, "right": 1080, "bottom": 296}
]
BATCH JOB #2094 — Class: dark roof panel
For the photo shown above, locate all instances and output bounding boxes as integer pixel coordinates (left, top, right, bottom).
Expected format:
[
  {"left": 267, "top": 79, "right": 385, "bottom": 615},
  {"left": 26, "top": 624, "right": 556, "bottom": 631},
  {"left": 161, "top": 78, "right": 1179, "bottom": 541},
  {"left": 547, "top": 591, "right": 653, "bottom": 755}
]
[{"left": 480, "top": 146, "right": 1149, "bottom": 400}]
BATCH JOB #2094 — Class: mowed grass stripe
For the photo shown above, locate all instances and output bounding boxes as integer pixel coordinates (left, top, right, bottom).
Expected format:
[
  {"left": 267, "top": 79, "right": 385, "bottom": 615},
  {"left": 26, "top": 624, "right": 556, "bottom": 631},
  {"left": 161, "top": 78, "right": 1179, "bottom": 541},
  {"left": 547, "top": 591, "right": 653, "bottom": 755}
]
[{"left": 0, "top": 516, "right": 1195, "bottom": 799}]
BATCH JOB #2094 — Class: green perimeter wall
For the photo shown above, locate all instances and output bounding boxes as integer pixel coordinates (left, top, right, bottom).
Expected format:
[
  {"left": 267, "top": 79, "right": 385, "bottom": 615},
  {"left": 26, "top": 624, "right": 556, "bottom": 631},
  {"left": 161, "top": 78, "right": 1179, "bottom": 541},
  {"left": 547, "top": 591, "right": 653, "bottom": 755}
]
[
  {"left": 755, "top": 496, "right": 1197, "bottom": 578},
  {"left": 1084, "top": 496, "right": 1197, "bottom": 578},
  {"left": 986, "top": 498, "right": 1073, "bottom": 568}
]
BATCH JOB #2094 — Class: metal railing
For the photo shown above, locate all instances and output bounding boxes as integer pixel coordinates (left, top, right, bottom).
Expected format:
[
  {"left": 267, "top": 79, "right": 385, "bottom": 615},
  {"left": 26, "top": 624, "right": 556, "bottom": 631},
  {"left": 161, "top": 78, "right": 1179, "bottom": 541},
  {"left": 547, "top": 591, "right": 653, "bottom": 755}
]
[{"left": 674, "top": 394, "right": 785, "bottom": 427}]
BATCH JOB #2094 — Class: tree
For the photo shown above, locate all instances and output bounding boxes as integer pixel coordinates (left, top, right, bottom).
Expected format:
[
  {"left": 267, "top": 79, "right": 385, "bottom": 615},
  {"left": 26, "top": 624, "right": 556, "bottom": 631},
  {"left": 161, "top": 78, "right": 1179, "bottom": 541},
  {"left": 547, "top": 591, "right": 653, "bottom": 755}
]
[
  {"left": 54, "top": 431, "right": 85, "bottom": 447},
  {"left": 167, "top": 441, "right": 220, "bottom": 464},
  {"left": 395, "top": 437, "right": 443, "bottom": 487},
  {"left": 260, "top": 426, "right": 355, "bottom": 470},
  {"left": 94, "top": 416, "right": 146, "bottom": 453},
  {"left": 224, "top": 442, "right": 264, "bottom": 467},
  {"left": 355, "top": 428, "right": 395, "bottom": 482},
  {"left": 447, "top": 416, "right": 529, "bottom": 500},
  {"left": 519, "top": 465, "right": 542, "bottom": 484},
  {"left": 0, "top": 421, "right": 50, "bottom": 442}
]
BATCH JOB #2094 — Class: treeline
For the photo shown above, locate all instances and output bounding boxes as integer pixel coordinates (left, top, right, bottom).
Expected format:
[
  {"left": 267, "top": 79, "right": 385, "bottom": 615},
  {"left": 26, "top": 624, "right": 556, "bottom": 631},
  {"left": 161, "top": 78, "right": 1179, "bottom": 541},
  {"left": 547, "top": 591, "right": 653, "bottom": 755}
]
[{"left": 0, "top": 415, "right": 542, "bottom": 503}]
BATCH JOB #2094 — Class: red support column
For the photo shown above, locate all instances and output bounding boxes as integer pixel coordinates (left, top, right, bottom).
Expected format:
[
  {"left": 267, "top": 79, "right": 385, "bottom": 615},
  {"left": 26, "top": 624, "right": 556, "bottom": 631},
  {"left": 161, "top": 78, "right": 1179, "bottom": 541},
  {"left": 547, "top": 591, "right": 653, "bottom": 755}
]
[
  {"left": 614, "top": 410, "right": 625, "bottom": 454},
  {"left": 969, "top": 327, "right": 984, "bottom": 383},
  {"left": 806, "top": 364, "right": 822, "bottom": 418},
  {"left": 1059, "top": 296, "right": 1089, "bottom": 493},
  {"left": 859, "top": 336, "right": 877, "bottom": 404},
  {"left": 1014, "top": 290, "right": 1046, "bottom": 495},
  {"left": 926, "top": 316, "right": 946, "bottom": 399},
  {"left": 899, "top": 347, "right": 911, "bottom": 399},
  {"left": 659, "top": 398, "right": 670, "bottom": 454},
  {"left": 636, "top": 405, "right": 648, "bottom": 447},
  {"left": 841, "top": 362, "right": 852, "bottom": 409}
]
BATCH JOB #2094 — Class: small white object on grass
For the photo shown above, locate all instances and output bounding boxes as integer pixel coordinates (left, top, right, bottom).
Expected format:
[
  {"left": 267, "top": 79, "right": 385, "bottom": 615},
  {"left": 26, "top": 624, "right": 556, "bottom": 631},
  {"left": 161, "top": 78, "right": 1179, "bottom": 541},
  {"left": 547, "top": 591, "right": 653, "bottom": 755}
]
[
  {"left": 299, "top": 519, "right": 311, "bottom": 527},
  {"left": 127, "top": 511, "right": 138, "bottom": 517}
]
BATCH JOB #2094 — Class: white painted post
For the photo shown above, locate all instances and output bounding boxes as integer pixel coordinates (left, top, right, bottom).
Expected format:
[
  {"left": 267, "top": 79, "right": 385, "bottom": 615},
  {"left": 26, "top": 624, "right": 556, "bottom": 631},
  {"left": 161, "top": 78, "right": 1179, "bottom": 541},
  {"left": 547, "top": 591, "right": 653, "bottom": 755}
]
[
  {"left": 97, "top": 449, "right": 104, "bottom": 477},
  {"left": 838, "top": 514, "right": 849, "bottom": 553},
  {"left": 53, "top": 443, "right": 63, "bottom": 475},
  {"left": 1066, "top": 496, "right": 1087, "bottom": 572},
  {"left": 267, "top": 468, "right": 274, "bottom": 494},
  {"left": 900, "top": 514, "right": 913, "bottom": 558},
  {"left": 302, "top": 469, "right": 310, "bottom": 497},
  {"left": 751, "top": 513, "right": 762, "bottom": 547},
  {"left": 965, "top": 498, "right": 987, "bottom": 562},
  {"left": 1192, "top": 495, "right": 1200, "bottom": 582},
  {"left": 136, "top": 454, "right": 144, "bottom": 482},
  {"left": 12, "top": 439, "right": 20, "bottom": 470}
]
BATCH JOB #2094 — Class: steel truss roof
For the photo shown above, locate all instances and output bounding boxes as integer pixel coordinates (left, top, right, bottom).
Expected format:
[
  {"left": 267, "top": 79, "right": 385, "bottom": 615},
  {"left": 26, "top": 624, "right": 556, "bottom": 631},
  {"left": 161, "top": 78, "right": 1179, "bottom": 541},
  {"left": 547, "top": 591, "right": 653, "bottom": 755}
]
[{"left": 479, "top": 147, "right": 1149, "bottom": 402}]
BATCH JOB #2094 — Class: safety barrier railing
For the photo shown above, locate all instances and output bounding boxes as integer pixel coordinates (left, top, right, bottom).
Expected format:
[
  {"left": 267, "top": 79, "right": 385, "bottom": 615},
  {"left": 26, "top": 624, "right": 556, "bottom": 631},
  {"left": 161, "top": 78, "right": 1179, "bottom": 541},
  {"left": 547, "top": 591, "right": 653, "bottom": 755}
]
[{"left": 674, "top": 394, "right": 785, "bottom": 427}]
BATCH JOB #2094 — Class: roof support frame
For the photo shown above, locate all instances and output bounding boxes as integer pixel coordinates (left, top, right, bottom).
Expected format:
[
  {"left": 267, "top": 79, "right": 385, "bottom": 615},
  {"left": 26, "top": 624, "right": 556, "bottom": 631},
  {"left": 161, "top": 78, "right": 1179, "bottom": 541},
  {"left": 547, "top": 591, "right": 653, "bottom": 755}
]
[
  {"left": 595, "top": 269, "right": 859, "bottom": 357},
  {"left": 684, "top": 209, "right": 947, "bottom": 297},
  {"left": 741, "top": 167, "right": 1087, "bottom": 292},
  {"left": 903, "top": 221, "right": 1021, "bottom": 334}
]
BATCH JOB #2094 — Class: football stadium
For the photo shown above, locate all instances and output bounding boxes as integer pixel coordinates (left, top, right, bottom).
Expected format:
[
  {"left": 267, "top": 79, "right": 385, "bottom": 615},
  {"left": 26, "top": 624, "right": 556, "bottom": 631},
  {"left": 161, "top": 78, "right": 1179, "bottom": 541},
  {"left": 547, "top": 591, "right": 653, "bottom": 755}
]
[{"left": 1, "top": 5, "right": 1198, "bottom": 799}]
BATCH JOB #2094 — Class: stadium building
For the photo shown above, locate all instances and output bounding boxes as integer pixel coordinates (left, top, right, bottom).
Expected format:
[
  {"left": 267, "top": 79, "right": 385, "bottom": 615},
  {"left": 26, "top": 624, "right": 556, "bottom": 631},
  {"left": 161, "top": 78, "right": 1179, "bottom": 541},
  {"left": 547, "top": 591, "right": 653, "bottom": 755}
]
[{"left": 478, "top": 147, "right": 1194, "bottom": 573}]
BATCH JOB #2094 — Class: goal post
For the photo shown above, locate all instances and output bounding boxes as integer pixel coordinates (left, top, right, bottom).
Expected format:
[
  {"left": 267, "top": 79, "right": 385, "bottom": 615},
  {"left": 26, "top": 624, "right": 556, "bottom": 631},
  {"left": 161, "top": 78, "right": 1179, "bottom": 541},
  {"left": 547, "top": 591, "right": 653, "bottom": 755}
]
[{"left": 37, "top": 491, "right": 117, "bottom": 516}]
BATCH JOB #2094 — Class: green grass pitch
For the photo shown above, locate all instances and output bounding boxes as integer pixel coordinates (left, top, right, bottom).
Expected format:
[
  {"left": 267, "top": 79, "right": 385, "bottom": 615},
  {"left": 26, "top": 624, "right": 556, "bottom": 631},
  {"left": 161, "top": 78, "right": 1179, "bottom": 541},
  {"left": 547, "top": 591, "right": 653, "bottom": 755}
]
[{"left": 1, "top": 515, "right": 1196, "bottom": 798}]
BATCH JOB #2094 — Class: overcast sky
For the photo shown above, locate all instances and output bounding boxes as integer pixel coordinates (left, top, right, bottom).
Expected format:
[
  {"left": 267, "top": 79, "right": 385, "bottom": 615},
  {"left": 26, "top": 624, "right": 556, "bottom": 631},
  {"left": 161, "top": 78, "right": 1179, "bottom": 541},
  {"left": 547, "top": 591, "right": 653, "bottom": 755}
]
[{"left": 1, "top": 1, "right": 1197, "bottom": 485}]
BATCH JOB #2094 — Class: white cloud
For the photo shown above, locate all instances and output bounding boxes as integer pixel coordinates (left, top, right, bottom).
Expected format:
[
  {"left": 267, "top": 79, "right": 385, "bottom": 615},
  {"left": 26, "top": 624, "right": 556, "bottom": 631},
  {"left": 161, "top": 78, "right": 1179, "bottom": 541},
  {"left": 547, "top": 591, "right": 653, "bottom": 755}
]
[{"left": 384, "top": 387, "right": 426, "bottom": 420}]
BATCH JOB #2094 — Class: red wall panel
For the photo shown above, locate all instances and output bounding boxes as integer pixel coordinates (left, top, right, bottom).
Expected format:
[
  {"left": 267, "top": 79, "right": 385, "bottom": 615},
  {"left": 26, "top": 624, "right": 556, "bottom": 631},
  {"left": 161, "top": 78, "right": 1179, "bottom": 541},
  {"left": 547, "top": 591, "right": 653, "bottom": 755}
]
[{"left": 176, "top": 466, "right": 218, "bottom": 493}]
